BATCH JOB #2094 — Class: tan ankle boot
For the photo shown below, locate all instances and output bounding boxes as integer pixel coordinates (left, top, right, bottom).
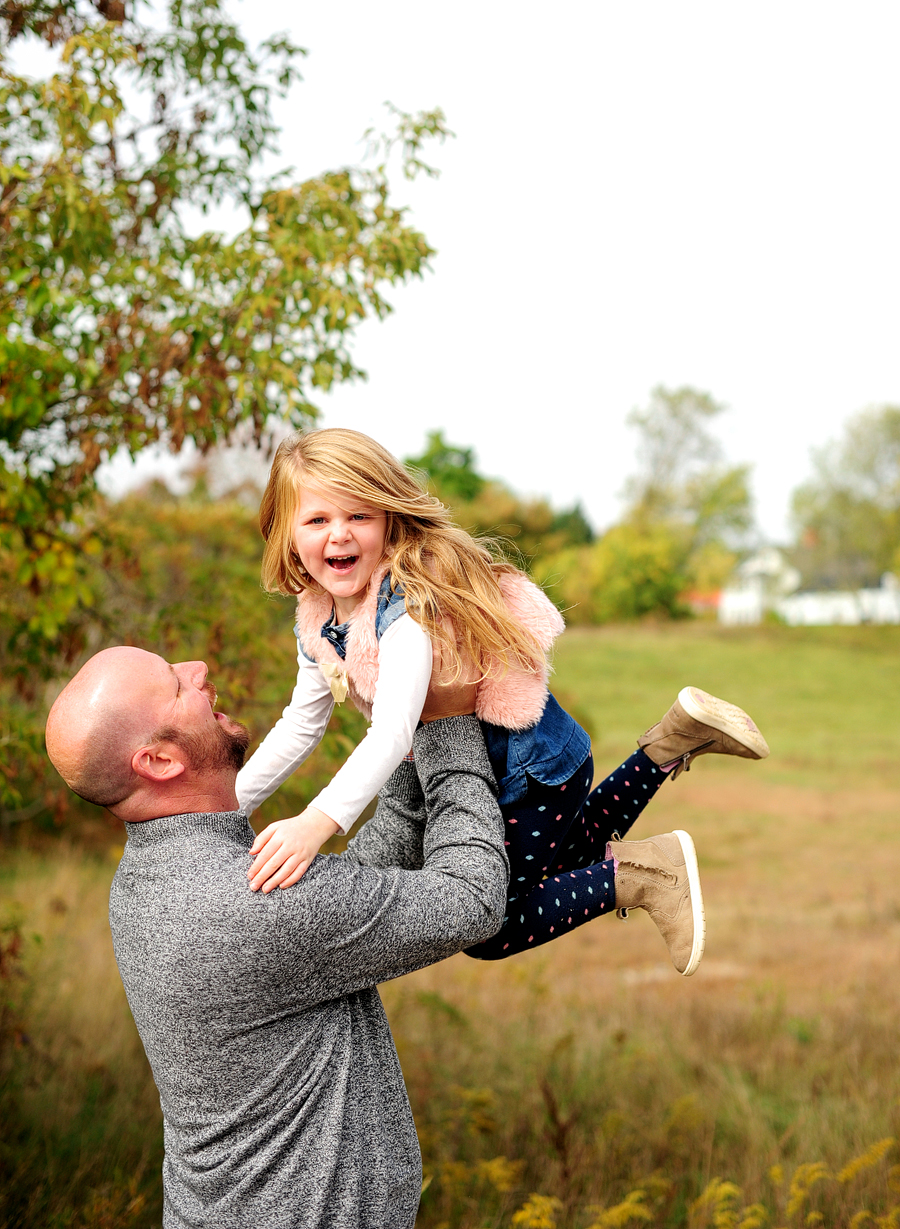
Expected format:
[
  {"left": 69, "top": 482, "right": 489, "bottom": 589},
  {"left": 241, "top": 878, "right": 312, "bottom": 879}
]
[
  {"left": 638, "top": 686, "right": 770, "bottom": 779},
  {"left": 610, "top": 831, "right": 705, "bottom": 976}
]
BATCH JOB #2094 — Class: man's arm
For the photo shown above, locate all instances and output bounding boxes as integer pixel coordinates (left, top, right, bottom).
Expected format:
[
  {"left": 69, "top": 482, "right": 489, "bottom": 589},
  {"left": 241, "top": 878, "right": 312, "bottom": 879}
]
[
  {"left": 342, "top": 759, "right": 427, "bottom": 871},
  {"left": 274, "top": 715, "right": 508, "bottom": 1002}
]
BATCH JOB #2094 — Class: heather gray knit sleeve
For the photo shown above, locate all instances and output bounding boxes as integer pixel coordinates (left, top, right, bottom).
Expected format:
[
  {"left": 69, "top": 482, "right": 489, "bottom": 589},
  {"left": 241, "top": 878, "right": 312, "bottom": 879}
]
[
  {"left": 274, "top": 715, "right": 508, "bottom": 999},
  {"left": 342, "top": 759, "right": 426, "bottom": 871}
]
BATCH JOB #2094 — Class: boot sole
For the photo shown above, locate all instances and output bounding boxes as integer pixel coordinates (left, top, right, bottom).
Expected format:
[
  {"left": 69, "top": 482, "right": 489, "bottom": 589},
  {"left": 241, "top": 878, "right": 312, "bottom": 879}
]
[
  {"left": 677, "top": 687, "right": 770, "bottom": 759},
  {"left": 673, "top": 829, "right": 706, "bottom": 976}
]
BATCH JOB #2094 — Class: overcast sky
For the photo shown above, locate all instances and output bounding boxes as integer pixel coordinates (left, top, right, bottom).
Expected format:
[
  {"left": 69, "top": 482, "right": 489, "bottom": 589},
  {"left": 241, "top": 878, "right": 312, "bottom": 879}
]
[{"left": 85, "top": 3, "right": 900, "bottom": 537}]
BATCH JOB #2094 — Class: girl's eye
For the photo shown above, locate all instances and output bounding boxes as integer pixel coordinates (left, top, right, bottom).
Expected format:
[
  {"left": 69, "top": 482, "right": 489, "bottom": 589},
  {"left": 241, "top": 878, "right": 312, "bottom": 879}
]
[{"left": 351, "top": 513, "right": 370, "bottom": 521}]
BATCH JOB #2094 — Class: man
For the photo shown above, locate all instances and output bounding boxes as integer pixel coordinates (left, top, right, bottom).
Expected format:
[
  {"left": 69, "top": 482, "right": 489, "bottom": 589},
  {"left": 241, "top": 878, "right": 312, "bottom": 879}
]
[
  {"left": 47, "top": 647, "right": 705, "bottom": 1227},
  {"left": 46, "top": 647, "right": 509, "bottom": 1228}
]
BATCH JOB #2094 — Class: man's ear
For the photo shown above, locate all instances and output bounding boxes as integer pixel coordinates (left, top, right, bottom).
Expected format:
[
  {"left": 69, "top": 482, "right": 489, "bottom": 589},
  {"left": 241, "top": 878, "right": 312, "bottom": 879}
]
[{"left": 132, "top": 743, "right": 187, "bottom": 783}]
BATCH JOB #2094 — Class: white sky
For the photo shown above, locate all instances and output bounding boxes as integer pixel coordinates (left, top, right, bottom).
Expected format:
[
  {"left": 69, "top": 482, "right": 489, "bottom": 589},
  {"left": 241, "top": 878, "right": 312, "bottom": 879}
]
[{"left": 40, "top": 2, "right": 900, "bottom": 538}]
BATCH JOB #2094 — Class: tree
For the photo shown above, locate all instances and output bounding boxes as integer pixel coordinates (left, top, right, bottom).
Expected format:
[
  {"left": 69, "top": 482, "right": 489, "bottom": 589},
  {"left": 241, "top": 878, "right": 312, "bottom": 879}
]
[
  {"left": 625, "top": 385, "right": 753, "bottom": 549},
  {"left": 791, "top": 405, "right": 900, "bottom": 588},
  {"left": 0, "top": 0, "right": 450, "bottom": 682},
  {"left": 405, "top": 430, "right": 594, "bottom": 564},
  {"left": 624, "top": 386, "right": 753, "bottom": 599},
  {"left": 534, "top": 520, "right": 688, "bottom": 625},
  {"left": 532, "top": 387, "right": 753, "bottom": 624},
  {"left": 406, "top": 430, "right": 486, "bottom": 502}
]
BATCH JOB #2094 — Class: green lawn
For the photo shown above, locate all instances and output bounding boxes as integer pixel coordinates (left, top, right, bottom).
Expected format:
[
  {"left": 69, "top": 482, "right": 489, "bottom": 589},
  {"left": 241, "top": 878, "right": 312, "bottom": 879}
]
[{"left": 551, "top": 622, "right": 900, "bottom": 790}]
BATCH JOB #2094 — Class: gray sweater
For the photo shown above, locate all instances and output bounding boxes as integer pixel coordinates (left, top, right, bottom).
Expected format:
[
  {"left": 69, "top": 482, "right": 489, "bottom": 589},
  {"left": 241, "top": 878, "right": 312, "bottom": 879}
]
[{"left": 108, "top": 716, "right": 507, "bottom": 1229}]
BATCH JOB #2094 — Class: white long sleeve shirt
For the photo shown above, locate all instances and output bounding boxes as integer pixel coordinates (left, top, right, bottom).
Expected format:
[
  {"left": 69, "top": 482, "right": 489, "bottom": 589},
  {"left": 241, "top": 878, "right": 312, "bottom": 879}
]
[{"left": 235, "top": 613, "right": 433, "bottom": 833}]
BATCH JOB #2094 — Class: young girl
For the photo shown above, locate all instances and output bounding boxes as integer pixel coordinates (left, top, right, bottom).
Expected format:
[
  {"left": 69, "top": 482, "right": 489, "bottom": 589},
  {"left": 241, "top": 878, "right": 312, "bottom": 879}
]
[{"left": 236, "top": 428, "right": 769, "bottom": 975}]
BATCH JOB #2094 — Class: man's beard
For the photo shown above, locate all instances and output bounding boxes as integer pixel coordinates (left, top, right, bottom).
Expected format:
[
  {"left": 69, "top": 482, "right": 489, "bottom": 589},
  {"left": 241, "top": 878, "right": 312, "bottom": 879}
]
[
  {"left": 190, "top": 717, "right": 251, "bottom": 773},
  {"left": 158, "top": 717, "right": 251, "bottom": 775}
]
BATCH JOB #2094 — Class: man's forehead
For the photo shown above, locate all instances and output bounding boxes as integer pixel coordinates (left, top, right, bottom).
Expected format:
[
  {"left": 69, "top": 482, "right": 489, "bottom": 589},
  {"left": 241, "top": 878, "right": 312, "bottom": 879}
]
[
  {"left": 114, "top": 647, "right": 168, "bottom": 677},
  {"left": 86, "top": 648, "right": 173, "bottom": 701},
  {"left": 51, "top": 647, "right": 164, "bottom": 738}
]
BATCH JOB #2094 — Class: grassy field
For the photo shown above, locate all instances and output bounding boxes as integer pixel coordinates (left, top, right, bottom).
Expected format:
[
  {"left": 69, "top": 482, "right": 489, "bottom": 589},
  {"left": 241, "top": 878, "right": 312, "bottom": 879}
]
[{"left": 3, "top": 623, "right": 900, "bottom": 1228}]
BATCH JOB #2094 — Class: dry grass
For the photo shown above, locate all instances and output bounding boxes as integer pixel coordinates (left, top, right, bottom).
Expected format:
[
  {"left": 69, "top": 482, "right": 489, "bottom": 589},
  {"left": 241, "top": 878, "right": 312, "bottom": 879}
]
[
  {"left": 388, "top": 769, "right": 900, "bottom": 1224},
  {"left": 3, "top": 623, "right": 900, "bottom": 1226},
  {"left": 391, "top": 624, "right": 900, "bottom": 1225},
  {"left": 0, "top": 846, "right": 163, "bottom": 1228}
]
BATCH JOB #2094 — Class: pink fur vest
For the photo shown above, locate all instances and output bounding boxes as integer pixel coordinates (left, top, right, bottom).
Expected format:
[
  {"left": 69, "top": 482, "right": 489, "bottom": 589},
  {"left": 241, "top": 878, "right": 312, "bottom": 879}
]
[{"left": 294, "top": 567, "right": 565, "bottom": 730}]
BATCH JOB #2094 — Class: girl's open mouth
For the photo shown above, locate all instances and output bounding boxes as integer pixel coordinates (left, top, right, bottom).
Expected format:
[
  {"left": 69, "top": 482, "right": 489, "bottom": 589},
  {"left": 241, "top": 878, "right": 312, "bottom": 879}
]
[{"left": 327, "top": 555, "right": 359, "bottom": 574}]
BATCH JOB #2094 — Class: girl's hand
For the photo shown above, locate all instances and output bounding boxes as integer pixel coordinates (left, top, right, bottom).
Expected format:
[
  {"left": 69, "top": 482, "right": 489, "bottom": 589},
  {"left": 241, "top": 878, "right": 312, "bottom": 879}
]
[{"left": 247, "top": 807, "right": 341, "bottom": 893}]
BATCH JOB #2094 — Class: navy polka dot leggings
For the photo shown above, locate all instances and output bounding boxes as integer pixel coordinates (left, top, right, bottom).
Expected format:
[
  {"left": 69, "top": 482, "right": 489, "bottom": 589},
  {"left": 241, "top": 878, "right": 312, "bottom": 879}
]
[{"left": 466, "top": 748, "right": 669, "bottom": 960}]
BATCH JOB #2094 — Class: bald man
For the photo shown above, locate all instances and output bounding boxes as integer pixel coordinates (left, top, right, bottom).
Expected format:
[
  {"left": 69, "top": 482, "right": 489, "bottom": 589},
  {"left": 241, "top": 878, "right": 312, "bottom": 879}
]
[{"left": 46, "top": 647, "right": 508, "bottom": 1229}]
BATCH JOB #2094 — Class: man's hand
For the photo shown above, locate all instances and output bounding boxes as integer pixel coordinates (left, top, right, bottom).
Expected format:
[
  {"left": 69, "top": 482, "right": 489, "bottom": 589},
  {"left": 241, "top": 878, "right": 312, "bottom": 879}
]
[
  {"left": 419, "top": 645, "right": 479, "bottom": 723},
  {"left": 247, "top": 806, "right": 340, "bottom": 893}
]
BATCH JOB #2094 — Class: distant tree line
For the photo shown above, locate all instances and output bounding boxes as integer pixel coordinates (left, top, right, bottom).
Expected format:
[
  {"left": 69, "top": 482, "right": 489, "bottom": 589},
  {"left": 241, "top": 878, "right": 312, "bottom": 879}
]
[
  {"left": 789, "top": 405, "right": 900, "bottom": 590},
  {"left": 409, "top": 395, "right": 900, "bottom": 612},
  {"left": 408, "top": 387, "right": 753, "bottom": 624}
]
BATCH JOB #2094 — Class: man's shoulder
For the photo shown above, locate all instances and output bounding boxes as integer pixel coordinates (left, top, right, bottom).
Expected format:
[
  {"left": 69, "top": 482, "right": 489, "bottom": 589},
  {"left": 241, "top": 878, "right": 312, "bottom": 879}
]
[{"left": 112, "top": 811, "right": 261, "bottom": 930}]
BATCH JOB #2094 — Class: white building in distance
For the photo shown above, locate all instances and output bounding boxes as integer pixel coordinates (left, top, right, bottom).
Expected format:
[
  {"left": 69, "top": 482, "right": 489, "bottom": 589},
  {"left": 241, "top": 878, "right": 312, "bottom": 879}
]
[{"left": 718, "top": 550, "right": 900, "bottom": 627}]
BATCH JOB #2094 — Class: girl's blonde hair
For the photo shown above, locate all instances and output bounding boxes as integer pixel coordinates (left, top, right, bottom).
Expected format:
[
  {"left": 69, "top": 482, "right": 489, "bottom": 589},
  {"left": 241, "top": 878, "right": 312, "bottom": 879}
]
[{"left": 259, "top": 428, "right": 544, "bottom": 677}]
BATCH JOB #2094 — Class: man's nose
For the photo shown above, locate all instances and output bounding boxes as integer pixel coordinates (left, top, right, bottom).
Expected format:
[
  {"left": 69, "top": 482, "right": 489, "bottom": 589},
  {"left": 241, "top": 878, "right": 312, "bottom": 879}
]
[{"left": 174, "top": 660, "right": 209, "bottom": 690}]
